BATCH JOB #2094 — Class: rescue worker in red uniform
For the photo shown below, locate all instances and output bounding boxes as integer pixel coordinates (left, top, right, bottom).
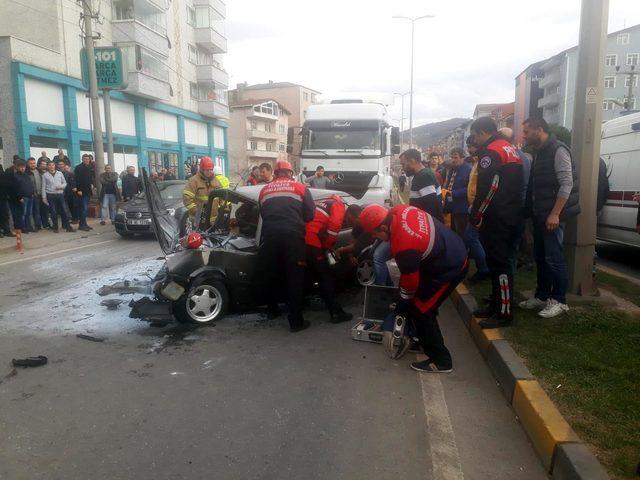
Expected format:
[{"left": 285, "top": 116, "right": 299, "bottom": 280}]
[
  {"left": 258, "top": 160, "right": 315, "bottom": 332},
  {"left": 359, "top": 204, "right": 468, "bottom": 373},
  {"left": 468, "top": 117, "right": 524, "bottom": 329},
  {"left": 305, "top": 194, "right": 353, "bottom": 323}
]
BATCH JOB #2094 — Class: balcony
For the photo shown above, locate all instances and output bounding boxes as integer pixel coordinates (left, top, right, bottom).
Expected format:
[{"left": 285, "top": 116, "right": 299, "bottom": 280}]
[
  {"left": 193, "top": 0, "right": 226, "bottom": 17},
  {"left": 538, "top": 92, "right": 560, "bottom": 109},
  {"left": 194, "top": 26, "right": 227, "bottom": 54},
  {"left": 198, "top": 100, "right": 229, "bottom": 119},
  {"left": 134, "top": 0, "right": 168, "bottom": 13},
  {"left": 247, "top": 109, "right": 277, "bottom": 121},
  {"left": 247, "top": 149, "right": 279, "bottom": 159},
  {"left": 195, "top": 63, "right": 229, "bottom": 87},
  {"left": 539, "top": 70, "right": 561, "bottom": 88},
  {"left": 248, "top": 129, "right": 278, "bottom": 140},
  {"left": 112, "top": 19, "right": 169, "bottom": 56},
  {"left": 124, "top": 71, "right": 170, "bottom": 100}
]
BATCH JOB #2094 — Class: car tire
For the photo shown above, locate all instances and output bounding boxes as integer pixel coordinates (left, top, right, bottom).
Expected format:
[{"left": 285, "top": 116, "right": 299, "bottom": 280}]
[
  {"left": 173, "top": 276, "right": 228, "bottom": 325},
  {"left": 356, "top": 254, "right": 376, "bottom": 286},
  {"left": 117, "top": 231, "right": 134, "bottom": 238}
]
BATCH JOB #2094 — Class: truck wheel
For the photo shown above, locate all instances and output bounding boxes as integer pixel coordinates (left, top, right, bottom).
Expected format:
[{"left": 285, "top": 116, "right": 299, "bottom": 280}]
[
  {"left": 173, "top": 276, "right": 228, "bottom": 325},
  {"left": 357, "top": 255, "right": 376, "bottom": 286}
]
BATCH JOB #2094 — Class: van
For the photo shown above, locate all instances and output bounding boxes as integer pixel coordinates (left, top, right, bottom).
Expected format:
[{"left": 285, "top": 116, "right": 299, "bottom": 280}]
[{"left": 598, "top": 111, "right": 640, "bottom": 248}]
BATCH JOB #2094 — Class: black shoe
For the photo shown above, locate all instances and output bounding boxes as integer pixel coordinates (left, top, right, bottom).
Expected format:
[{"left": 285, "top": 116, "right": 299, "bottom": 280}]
[
  {"left": 468, "top": 271, "right": 490, "bottom": 284},
  {"left": 52, "top": 228, "right": 59, "bottom": 233},
  {"left": 65, "top": 226, "right": 75, "bottom": 232},
  {"left": 70, "top": 220, "right": 79, "bottom": 224},
  {"left": 330, "top": 309, "right": 353, "bottom": 324},
  {"left": 290, "top": 320, "right": 311, "bottom": 333},
  {"left": 479, "top": 314, "right": 513, "bottom": 329},
  {"left": 410, "top": 359, "right": 452, "bottom": 373},
  {"left": 473, "top": 304, "right": 496, "bottom": 318},
  {"left": 88, "top": 225, "right": 94, "bottom": 230},
  {"left": 79, "top": 225, "right": 91, "bottom": 232},
  {"left": 100, "top": 221, "right": 106, "bottom": 226}
]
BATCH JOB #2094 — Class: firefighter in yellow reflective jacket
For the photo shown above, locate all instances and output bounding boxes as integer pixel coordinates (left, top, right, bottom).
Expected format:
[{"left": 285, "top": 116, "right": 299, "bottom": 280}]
[
  {"left": 213, "top": 165, "right": 230, "bottom": 189},
  {"left": 182, "top": 156, "right": 221, "bottom": 227}
]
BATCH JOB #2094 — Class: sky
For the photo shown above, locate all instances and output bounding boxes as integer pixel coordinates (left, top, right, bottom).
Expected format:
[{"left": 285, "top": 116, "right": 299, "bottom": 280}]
[{"left": 225, "top": 0, "right": 640, "bottom": 127}]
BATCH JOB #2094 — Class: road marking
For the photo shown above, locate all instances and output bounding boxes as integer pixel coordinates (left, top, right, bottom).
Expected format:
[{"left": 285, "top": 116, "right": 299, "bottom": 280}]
[
  {"left": 0, "top": 239, "right": 118, "bottom": 267},
  {"left": 418, "top": 356, "right": 465, "bottom": 480}
]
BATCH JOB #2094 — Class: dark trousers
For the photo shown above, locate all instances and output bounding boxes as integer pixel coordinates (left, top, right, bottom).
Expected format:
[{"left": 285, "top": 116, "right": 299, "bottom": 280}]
[
  {"left": 306, "top": 245, "right": 341, "bottom": 315},
  {"left": 66, "top": 193, "right": 78, "bottom": 221},
  {"left": 32, "top": 196, "right": 42, "bottom": 229},
  {"left": 39, "top": 198, "right": 51, "bottom": 228},
  {"left": 410, "top": 266, "right": 467, "bottom": 370},
  {"left": 451, "top": 213, "right": 468, "bottom": 236},
  {"left": 533, "top": 220, "right": 568, "bottom": 304},
  {"left": 258, "top": 234, "right": 306, "bottom": 328},
  {"left": 47, "top": 193, "right": 70, "bottom": 229},
  {"left": 480, "top": 216, "right": 517, "bottom": 317},
  {"left": 9, "top": 202, "right": 24, "bottom": 230},
  {"left": 0, "top": 199, "right": 11, "bottom": 234},
  {"left": 77, "top": 193, "right": 90, "bottom": 227}
]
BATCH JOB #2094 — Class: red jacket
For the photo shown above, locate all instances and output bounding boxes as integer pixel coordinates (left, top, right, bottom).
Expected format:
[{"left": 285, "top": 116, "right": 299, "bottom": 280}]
[
  {"left": 305, "top": 195, "right": 346, "bottom": 249},
  {"left": 259, "top": 177, "right": 315, "bottom": 238}
]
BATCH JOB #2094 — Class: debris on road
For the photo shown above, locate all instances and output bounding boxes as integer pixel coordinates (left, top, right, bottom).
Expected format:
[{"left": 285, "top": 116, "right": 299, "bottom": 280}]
[
  {"left": 76, "top": 334, "right": 106, "bottom": 343},
  {"left": 100, "top": 299, "right": 124, "bottom": 310},
  {"left": 129, "top": 297, "right": 173, "bottom": 325},
  {"left": 96, "top": 280, "right": 152, "bottom": 296},
  {"left": 11, "top": 356, "right": 48, "bottom": 368}
]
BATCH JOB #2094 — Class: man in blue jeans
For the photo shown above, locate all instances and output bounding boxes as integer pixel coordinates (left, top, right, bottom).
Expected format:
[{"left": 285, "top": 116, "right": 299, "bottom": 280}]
[{"left": 520, "top": 118, "right": 580, "bottom": 318}]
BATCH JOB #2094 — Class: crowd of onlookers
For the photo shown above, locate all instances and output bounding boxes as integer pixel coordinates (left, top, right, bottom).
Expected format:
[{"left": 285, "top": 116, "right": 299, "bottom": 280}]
[{"left": 0, "top": 149, "right": 155, "bottom": 237}]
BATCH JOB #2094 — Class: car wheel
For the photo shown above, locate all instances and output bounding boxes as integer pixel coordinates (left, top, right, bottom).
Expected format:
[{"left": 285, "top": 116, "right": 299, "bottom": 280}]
[
  {"left": 173, "top": 277, "right": 228, "bottom": 325},
  {"left": 357, "top": 256, "right": 375, "bottom": 286},
  {"left": 117, "top": 231, "right": 134, "bottom": 238}
]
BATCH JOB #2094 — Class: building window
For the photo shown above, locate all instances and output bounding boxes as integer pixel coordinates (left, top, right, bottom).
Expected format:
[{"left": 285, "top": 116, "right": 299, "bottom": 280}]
[
  {"left": 196, "top": 49, "right": 212, "bottom": 66},
  {"left": 311, "top": 93, "right": 317, "bottom": 103},
  {"left": 186, "top": 6, "right": 196, "bottom": 26},
  {"left": 250, "top": 121, "right": 257, "bottom": 129},
  {"left": 265, "top": 123, "right": 272, "bottom": 133},
  {"left": 188, "top": 44, "right": 198, "bottom": 64},
  {"left": 279, "top": 124, "right": 285, "bottom": 134},
  {"left": 303, "top": 92, "right": 309, "bottom": 101},
  {"left": 266, "top": 143, "right": 274, "bottom": 151},
  {"left": 250, "top": 141, "right": 257, "bottom": 150},
  {"left": 189, "top": 82, "right": 199, "bottom": 100},
  {"left": 279, "top": 143, "right": 285, "bottom": 152},
  {"left": 624, "top": 97, "right": 636, "bottom": 110},
  {"left": 605, "top": 54, "right": 617, "bottom": 66},
  {"left": 626, "top": 53, "right": 640, "bottom": 66},
  {"left": 253, "top": 101, "right": 279, "bottom": 116},
  {"left": 625, "top": 75, "right": 639, "bottom": 88},
  {"left": 602, "top": 99, "right": 616, "bottom": 111},
  {"left": 604, "top": 76, "right": 616, "bottom": 88},
  {"left": 617, "top": 33, "right": 630, "bottom": 45}
]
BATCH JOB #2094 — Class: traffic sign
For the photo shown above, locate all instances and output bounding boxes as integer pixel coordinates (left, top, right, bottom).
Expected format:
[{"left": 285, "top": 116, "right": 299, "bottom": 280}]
[{"left": 81, "top": 47, "right": 128, "bottom": 90}]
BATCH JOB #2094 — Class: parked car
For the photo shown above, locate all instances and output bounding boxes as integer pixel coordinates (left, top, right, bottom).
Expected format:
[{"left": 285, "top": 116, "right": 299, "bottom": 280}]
[
  {"left": 114, "top": 180, "right": 187, "bottom": 238},
  {"left": 129, "top": 170, "right": 373, "bottom": 326}
]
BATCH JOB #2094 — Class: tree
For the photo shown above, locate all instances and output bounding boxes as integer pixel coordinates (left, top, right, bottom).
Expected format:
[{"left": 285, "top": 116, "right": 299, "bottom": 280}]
[{"left": 548, "top": 124, "right": 572, "bottom": 145}]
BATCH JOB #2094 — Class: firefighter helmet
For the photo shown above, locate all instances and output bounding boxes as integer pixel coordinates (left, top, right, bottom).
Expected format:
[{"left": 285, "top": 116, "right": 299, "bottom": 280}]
[{"left": 359, "top": 204, "right": 389, "bottom": 233}]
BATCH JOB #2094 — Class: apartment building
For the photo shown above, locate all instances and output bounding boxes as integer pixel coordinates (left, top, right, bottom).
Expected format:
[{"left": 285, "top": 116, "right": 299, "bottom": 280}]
[
  {"left": 0, "top": 0, "right": 229, "bottom": 177},
  {"left": 228, "top": 81, "right": 320, "bottom": 170},
  {"left": 228, "top": 99, "right": 289, "bottom": 181},
  {"left": 517, "top": 24, "right": 640, "bottom": 132}
]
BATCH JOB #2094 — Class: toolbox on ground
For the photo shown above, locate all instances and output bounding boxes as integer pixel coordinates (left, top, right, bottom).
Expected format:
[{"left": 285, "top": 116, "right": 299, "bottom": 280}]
[{"left": 351, "top": 285, "right": 398, "bottom": 344}]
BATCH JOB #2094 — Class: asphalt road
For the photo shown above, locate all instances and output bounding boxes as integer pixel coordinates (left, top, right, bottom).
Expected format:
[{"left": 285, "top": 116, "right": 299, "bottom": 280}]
[{"left": 0, "top": 234, "right": 548, "bottom": 480}]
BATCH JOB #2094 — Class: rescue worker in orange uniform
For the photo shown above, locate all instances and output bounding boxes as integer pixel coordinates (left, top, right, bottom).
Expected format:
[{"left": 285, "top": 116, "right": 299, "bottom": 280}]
[
  {"left": 305, "top": 194, "right": 353, "bottom": 323},
  {"left": 182, "top": 156, "right": 221, "bottom": 228}
]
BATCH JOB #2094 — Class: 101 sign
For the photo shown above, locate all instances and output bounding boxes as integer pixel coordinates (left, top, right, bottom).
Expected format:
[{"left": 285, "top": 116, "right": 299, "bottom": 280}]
[{"left": 80, "top": 47, "right": 128, "bottom": 90}]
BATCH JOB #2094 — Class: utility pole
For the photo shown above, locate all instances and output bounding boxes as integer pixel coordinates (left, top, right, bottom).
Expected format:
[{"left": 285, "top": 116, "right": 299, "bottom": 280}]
[
  {"left": 81, "top": 0, "right": 106, "bottom": 182},
  {"left": 394, "top": 92, "right": 410, "bottom": 147},
  {"left": 565, "top": 0, "right": 610, "bottom": 296},
  {"left": 615, "top": 64, "right": 637, "bottom": 111},
  {"left": 393, "top": 15, "right": 434, "bottom": 148},
  {"left": 103, "top": 90, "right": 115, "bottom": 168}
]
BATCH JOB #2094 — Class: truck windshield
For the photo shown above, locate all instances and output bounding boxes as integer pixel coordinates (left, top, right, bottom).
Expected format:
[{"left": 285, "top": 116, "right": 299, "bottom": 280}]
[{"left": 306, "top": 129, "right": 380, "bottom": 151}]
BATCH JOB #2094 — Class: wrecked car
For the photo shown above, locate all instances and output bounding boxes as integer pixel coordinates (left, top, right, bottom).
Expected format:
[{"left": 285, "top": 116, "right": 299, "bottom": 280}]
[{"left": 130, "top": 169, "right": 373, "bottom": 326}]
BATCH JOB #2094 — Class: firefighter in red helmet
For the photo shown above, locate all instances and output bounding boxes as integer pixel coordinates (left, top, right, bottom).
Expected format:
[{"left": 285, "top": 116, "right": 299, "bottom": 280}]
[
  {"left": 257, "top": 160, "right": 315, "bottom": 332},
  {"left": 359, "top": 204, "right": 468, "bottom": 373},
  {"left": 182, "top": 156, "right": 221, "bottom": 227},
  {"left": 304, "top": 194, "right": 353, "bottom": 323}
]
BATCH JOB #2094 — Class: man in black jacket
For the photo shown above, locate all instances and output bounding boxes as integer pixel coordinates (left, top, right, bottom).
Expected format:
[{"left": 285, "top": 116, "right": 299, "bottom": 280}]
[
  {"left": 520, "top": 117, "right": 580, "bottom": 319},
  {"left": 121, "top": 166, "right": 142, "bottom": 201},
  {"left": 9, "top": 159, "right": 34, "bottom": 233},
  {"left": 0, "top": 165, "right": 12, "bottom": 237},
  {"left": 468, "top": 117, "right": 523, "bottom": 329},
  {"left": 74, "top": 154, "right": 94, "bottom": 231}
]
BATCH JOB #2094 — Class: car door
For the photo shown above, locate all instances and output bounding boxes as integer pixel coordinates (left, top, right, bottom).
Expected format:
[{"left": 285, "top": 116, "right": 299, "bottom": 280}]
[{"left": 141, "top": 168, "right": 180, "bottom": 255}]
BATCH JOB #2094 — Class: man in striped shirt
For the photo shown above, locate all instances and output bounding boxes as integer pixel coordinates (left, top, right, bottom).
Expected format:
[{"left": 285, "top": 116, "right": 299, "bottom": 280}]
[{"left": 401, "top": 149, "right": 444, "bottom": 222}]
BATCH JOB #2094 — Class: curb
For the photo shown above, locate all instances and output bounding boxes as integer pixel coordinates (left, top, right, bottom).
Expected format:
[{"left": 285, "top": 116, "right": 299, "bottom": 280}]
[{"left": 450, "top": 285, "right": 610, "bottom": 479}]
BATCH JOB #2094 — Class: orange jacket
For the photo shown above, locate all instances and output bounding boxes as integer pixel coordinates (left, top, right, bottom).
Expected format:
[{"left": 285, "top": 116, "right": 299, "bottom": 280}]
[{"left": 305, "top": 195, "right": 346, "bottom": 249}]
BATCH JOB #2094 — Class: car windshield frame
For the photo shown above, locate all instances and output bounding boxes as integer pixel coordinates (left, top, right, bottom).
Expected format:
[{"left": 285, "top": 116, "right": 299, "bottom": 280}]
[{"left": 305, "top": 128, "right": 382, "bottom": 151}]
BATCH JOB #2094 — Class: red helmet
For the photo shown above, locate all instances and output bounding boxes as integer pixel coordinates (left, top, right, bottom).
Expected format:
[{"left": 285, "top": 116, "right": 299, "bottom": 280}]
[
  {"left": 183, "top": 232, "right": 203, "bottom": 249},
  {"left": 274, "top": 160, "right": 293, "bottom": 175},
  {"left": 359, "top": 204, "right": 389, "bottom": 233},
  {"left": 199, "top": 156, "right": 214, "bottom": 171}
]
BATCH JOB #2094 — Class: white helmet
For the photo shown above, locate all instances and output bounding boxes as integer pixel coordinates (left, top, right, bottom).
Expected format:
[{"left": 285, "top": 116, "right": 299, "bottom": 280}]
[{"left": 213, "top": 166, "right": 223, "bottom": 175}]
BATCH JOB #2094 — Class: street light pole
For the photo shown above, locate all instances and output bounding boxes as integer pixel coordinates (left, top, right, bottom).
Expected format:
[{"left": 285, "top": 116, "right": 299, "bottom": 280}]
[
  {"left": 565, "top": 0, "right": 610, "bottom": 296},
  {"left": 393, "top": 15, "right": 435, "bottom": 148},
  {"left": 394, "top": 92, "right": 410, "bottom": 147}
]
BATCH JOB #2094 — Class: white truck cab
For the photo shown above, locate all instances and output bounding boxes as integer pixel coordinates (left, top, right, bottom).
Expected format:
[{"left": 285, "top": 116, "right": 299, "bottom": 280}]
[{"left": 289, "top": 100, "right": 400, "bottom": 205}]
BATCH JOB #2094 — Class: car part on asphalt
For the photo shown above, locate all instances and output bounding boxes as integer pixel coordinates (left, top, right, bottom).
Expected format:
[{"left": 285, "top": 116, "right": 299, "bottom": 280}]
[
  {"left": 97, "top": 280, "right": 152, "bottom": 296},
  {"left": 12, "top": 356, "right": 48, "bottom": 367},
  {"left": 129, "top": 297, "right": 174, "bottom": 325},
  {"left": 100, "top": 299, "right": 124, "bottom": 310},
  {"left": 76, "top": 334, "right": 106, "bottom": 343}
]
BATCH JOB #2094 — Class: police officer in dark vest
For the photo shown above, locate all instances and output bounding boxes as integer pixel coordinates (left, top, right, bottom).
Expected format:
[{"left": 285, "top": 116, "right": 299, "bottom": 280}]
[
  {"left": 468, "top": 117, "right": 523, "bottom": 329},
  {"left": 519, "top": 117, "right": 579, "bottom": 318}
]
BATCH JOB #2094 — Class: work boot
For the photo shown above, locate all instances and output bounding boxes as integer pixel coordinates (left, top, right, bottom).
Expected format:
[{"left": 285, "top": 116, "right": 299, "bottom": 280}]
[
  {"left": 65, "top": 226, "right": 75, "bottom": 233},
  {"left": 473, "top": 303, "right": 496, "bottom": 319},
  {"left": 479, "top": 314, "right": 513, "bottom": 329},
  {"left": 290, "top": 320, "right": 311, "bottom": 333},
  {"left": 330, "top": 308, "right": 353, "bottom": 324},
  {"left": 100, "top": 221, "right": 106, "bottom": 226}
]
